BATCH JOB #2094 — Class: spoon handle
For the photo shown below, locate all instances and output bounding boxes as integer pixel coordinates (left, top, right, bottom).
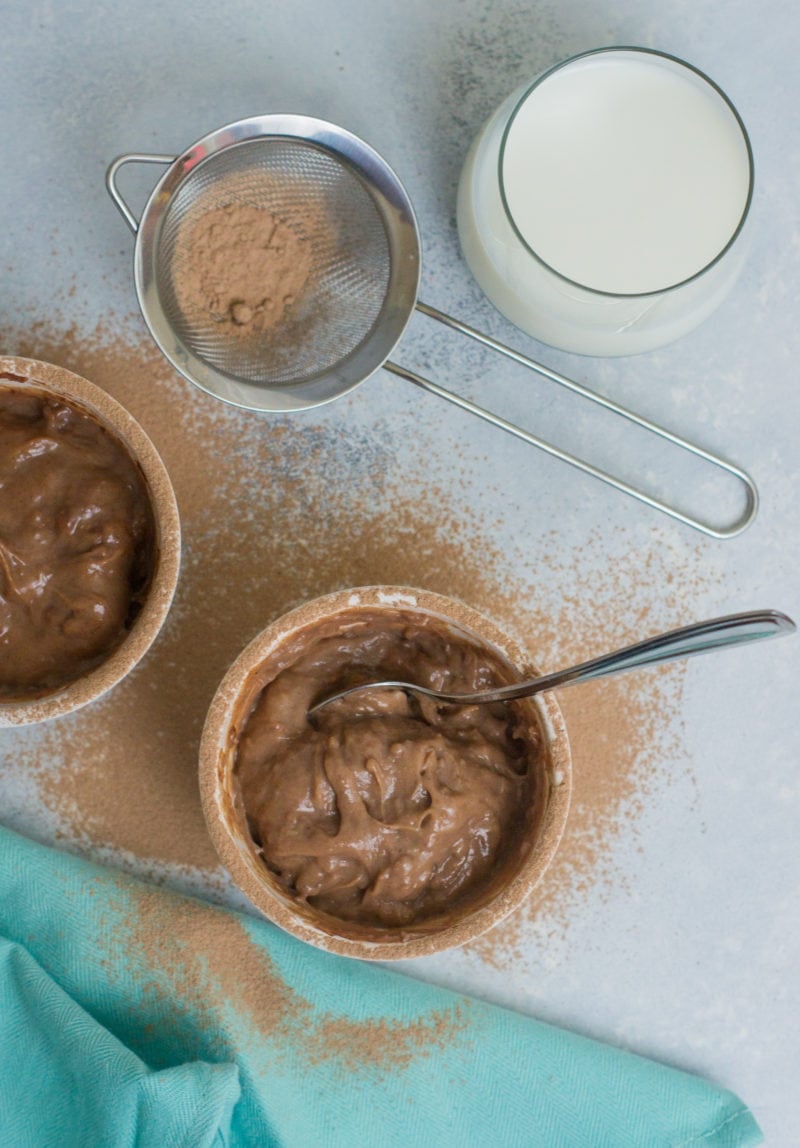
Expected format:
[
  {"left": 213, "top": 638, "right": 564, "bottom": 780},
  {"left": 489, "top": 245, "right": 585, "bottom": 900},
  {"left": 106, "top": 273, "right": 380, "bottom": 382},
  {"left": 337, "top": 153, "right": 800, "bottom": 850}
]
[
  {"left": 437, "top": 609, "right": 796, "bottom": 705},
  {"left": 309, "top": 610, "right": 795, "bottom": 713}
]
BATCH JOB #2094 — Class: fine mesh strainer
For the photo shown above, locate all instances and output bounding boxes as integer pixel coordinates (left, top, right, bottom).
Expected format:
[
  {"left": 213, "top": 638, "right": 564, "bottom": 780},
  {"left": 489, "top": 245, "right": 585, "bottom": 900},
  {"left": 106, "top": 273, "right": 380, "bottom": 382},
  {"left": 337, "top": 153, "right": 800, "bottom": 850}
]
[{"left": 107, "top": 114, "right": 757, "bottom": 537}]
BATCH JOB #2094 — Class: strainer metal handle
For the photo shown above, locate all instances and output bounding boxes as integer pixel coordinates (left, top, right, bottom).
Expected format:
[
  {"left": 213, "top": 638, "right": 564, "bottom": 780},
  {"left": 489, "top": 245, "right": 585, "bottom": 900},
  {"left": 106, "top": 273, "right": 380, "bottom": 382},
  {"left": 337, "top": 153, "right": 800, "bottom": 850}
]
[
  {"left": 106, "top": 154, "right": 176, "bottom": 234},
  {"left": 390, "top": 302, "right": 759, "bottom": 540}
]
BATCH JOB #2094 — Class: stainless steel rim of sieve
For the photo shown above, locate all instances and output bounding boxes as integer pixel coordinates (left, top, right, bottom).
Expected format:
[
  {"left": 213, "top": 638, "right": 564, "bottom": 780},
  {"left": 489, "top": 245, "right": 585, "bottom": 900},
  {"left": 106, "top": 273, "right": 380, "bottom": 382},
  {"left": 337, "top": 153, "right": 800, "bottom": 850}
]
[{"left": 106, "top": 114, "right": 758, "bottom": 539}]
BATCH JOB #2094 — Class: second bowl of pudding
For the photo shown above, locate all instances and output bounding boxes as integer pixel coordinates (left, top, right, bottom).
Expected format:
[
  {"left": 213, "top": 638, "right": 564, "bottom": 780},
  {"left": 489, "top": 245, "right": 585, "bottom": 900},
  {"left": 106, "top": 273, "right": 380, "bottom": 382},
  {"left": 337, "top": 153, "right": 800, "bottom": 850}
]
[
  {"left": 0, "top": 356, "right": 180, "bottom": 725},
  {"left": 200, "top": 586, "right": 571, "bottom": 959}
]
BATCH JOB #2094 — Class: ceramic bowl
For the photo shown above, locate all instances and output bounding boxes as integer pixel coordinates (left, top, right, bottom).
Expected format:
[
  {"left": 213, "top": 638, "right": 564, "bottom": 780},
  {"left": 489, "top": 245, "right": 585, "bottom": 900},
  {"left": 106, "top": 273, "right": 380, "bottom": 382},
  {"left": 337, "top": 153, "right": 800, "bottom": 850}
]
[
  {"left": 199, "top": 586, "right": 571, "bottom": 959},
  {"left": 0, "top": 356, "right": 180, "bottom": 725}
]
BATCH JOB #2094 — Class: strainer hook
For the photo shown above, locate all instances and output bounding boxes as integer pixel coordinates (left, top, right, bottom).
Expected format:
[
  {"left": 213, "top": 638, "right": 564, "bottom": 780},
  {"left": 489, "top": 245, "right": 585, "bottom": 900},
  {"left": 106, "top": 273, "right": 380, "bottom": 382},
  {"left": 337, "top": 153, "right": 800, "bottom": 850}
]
[{"left": 106, "top": 154, "right": 175, "bottom": 235}]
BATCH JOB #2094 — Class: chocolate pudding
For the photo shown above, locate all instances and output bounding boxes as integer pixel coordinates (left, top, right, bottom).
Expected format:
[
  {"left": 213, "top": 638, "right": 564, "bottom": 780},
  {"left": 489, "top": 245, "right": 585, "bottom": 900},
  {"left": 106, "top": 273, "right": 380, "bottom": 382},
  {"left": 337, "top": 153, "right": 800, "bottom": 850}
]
[
  {"left": 0, "top": 385, "right": 156, "bottom": 700},
  {"left": 235, "top": 608, "right": 545, "bottom": 930}
]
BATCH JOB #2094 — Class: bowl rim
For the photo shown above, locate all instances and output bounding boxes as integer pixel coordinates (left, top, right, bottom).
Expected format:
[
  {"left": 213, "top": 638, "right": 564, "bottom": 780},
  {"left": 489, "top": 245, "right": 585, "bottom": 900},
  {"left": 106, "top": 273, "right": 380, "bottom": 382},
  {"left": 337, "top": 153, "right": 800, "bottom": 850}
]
[
  {"left": 0, "top": 355, "right": 181, "bottom": 726},
  {"left": 199, "top": 585, "right": 572, "bottom": 960}
]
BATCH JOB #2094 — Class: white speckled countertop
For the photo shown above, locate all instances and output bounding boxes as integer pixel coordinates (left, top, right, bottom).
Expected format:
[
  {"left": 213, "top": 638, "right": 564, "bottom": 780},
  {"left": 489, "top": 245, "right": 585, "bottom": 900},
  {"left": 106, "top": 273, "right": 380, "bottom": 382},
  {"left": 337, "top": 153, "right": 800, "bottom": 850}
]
[{"left": 2, "top": 1, "right": 798, "bottom": 1141}]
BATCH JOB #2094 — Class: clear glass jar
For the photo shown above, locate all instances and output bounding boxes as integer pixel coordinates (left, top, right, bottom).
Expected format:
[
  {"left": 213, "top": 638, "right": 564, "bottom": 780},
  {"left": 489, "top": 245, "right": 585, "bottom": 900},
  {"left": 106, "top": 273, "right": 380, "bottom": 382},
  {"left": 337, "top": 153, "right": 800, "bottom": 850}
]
[{"left": 457, "top": 47, "right": 754, "bottom": 357}]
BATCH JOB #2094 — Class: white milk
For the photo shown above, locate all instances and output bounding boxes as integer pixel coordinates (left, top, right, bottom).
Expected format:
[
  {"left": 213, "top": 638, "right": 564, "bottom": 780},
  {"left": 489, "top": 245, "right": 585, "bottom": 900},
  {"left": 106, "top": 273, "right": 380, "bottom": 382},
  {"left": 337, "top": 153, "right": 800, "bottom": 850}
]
[{"left": 457, "top": 49, "right": 753, "bottom": 356}]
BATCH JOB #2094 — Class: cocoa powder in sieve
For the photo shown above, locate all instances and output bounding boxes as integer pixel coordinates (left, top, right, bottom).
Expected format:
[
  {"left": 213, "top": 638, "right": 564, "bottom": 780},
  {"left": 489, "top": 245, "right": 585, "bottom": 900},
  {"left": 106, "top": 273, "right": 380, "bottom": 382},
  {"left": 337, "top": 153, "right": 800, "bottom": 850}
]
[{"left": 171, "top": 201, "right": 315, "bottom": 338}]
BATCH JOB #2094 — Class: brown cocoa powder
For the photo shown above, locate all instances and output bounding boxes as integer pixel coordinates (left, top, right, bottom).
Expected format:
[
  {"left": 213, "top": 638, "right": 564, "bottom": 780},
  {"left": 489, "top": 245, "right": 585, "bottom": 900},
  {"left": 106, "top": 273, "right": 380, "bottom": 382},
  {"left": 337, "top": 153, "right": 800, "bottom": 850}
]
[
  {"left": 1, "top": 312, "right": 707, "bottom": 978},
  {"left": 78, "top": 866, "right": 469, "bottom": 1074},
  {"left": 171, "top": 201, "right": 315, "bottom": 338}
]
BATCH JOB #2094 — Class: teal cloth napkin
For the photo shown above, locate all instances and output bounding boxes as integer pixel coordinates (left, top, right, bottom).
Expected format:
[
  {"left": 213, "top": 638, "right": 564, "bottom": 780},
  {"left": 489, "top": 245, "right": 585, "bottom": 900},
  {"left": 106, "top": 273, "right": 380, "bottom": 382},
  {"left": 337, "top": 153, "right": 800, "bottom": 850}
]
[{"left": 0, "top": 825, "right": 761, "bottom": 1148}]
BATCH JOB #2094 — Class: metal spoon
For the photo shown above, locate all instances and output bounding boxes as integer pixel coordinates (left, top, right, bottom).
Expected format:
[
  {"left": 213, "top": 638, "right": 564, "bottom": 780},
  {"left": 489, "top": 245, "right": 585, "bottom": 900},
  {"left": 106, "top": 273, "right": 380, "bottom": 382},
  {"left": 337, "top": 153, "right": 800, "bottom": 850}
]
[{"left": 309, "top": 609, "right": 795, "bottom": 715}]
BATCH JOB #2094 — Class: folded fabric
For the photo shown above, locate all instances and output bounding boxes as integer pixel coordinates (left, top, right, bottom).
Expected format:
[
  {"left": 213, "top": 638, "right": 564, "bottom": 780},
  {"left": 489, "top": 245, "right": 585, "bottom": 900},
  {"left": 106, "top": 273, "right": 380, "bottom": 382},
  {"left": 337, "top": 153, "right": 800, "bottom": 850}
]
[
  {"left": 0, "top": 936, "right": 240, "bottom": 1147},
  {"left": 0, "top": 825, "right": 762, "bottom": 1148}
]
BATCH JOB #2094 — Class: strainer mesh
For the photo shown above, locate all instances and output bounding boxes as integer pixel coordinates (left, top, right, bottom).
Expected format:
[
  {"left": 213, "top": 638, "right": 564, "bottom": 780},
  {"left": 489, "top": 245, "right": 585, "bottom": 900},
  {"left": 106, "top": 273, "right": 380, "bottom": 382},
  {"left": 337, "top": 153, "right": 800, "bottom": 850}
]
[{"left": 156, "top": 139, "right": 392, "bottom": 386}]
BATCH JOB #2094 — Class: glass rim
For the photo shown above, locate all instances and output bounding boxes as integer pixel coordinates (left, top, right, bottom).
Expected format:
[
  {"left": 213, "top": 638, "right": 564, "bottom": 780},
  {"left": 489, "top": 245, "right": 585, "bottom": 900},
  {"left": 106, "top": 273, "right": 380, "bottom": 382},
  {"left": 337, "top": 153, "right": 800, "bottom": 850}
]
[{"left": 497, "top": 46, "right": 755, "bottom": 300}]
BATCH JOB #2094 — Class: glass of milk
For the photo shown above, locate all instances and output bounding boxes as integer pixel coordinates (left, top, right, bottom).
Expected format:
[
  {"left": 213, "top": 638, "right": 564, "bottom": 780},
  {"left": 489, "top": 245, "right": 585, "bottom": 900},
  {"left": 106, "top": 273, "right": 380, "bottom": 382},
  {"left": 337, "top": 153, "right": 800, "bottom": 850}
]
[{"left": 457, "top": 47, "right": 753, "bottom": 356}]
